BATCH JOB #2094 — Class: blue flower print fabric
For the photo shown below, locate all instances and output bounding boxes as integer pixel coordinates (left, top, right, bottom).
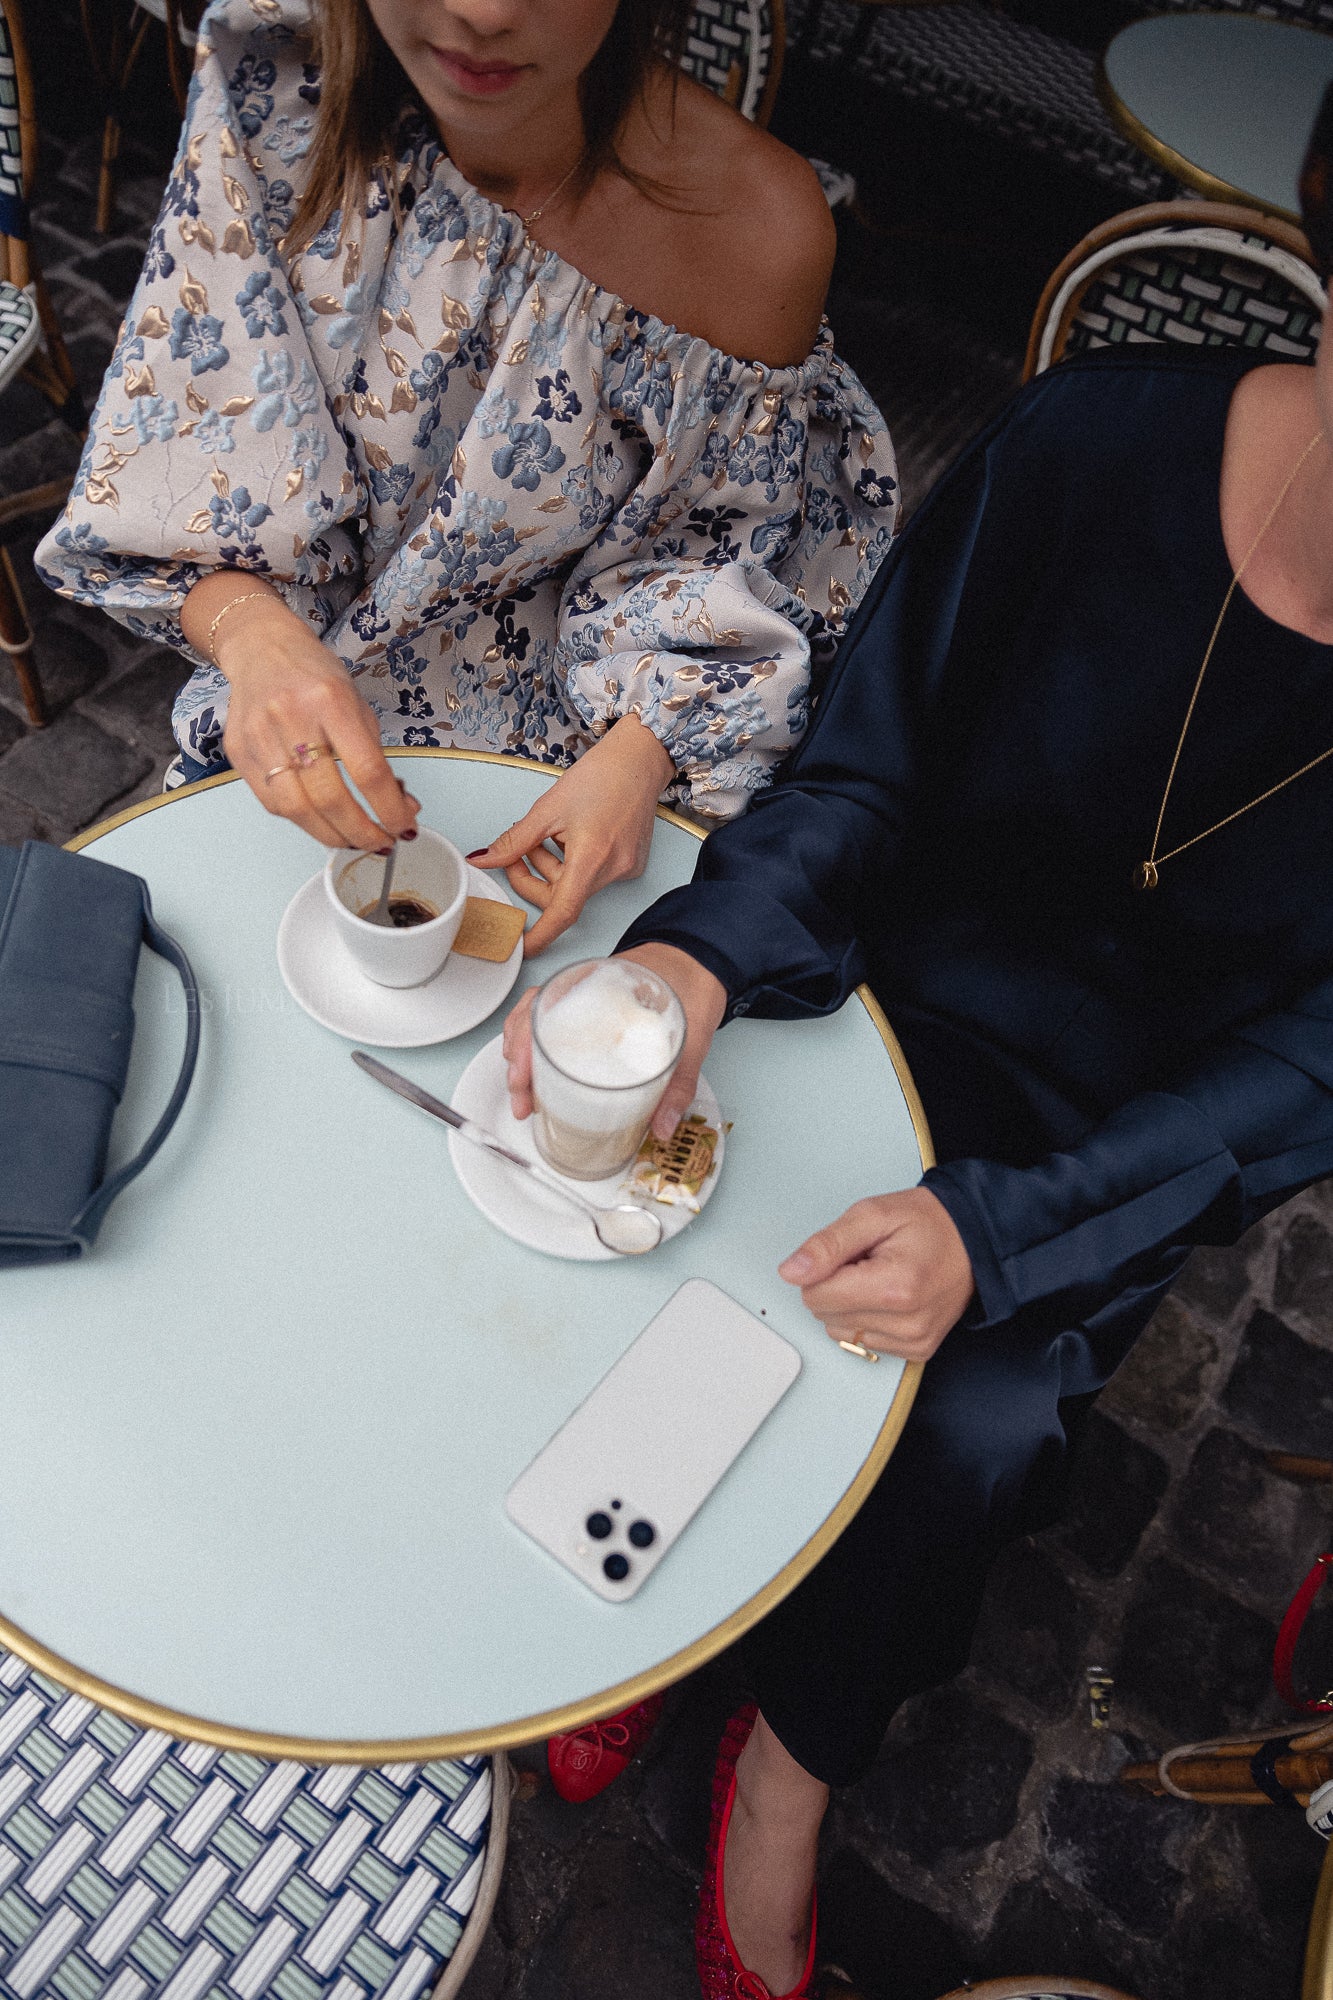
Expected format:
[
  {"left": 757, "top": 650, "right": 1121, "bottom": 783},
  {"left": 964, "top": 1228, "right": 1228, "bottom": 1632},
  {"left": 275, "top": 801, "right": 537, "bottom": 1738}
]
[{"left": 36, "top": 0, "right": 900, "bottom": 820}]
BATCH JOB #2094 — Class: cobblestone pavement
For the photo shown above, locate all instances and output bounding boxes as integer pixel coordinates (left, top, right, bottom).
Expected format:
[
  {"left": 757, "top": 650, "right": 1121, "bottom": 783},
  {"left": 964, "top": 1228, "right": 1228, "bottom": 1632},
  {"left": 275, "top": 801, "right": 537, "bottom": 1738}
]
[{"left": 6, "top": 30, "right": 1332, "bottom": 2000}]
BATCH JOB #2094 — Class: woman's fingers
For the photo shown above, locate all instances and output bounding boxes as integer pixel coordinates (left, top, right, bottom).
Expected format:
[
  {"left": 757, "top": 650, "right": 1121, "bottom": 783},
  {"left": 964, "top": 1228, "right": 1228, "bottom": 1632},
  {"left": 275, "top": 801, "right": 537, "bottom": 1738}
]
[
  {"left": 522, "top": 854, "right": 600, "bottom": 956},
  {"left": 257, "top": 767, "right": 352, "bottom": 848},
  {"left": 798, "top": 1253, "right": 912, "bottom": 1322},
  {"left": 293, "top": 703, "right": 413, "bottom": 848},
  {"left": 778, "top": 1196, "right": 897, "bottom": 1288},
  {"left": 520, "top": 845, "right": 563, "bottom": 886},
  {"left": 470, "top": 808, "right": 552, "bottom": 872},
  {"left": 502, "top": 986, "right": 538, "bottom": 1119},
  {"left": 296, "top": 755, "right": 398, "bottom": 850},
  {"left": 649, "top": 1055, "right": 700, "bottom": 1143},
  {"left": 339, "top": 729, "right": 421, "bottom": 841}
]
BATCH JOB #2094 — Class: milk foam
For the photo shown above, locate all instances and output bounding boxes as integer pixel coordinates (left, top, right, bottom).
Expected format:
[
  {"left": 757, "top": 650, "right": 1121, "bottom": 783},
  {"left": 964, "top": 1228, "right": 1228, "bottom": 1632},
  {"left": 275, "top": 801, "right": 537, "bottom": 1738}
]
[
  {"left": 531, "top": 961, "right": 684, "bottom": 1169},
  {"left": 537, "top": 962, "right": 677, "bottom": 1087}
]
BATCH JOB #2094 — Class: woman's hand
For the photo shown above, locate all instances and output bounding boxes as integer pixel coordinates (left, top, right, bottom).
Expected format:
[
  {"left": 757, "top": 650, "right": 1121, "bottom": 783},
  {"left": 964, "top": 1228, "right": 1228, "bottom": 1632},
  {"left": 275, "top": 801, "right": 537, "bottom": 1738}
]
[
  {"left": 468, "top": 715, "right": 675, "bottom": 956},
  {"left": 779, "top": 1190, "right": 975, "bottom": 1363},
  {"left": 180, "top": 573, "right": 419, "bottom": 850},
  {"left": 503, "top": 942, "right": 727, "bottom": 1131}
]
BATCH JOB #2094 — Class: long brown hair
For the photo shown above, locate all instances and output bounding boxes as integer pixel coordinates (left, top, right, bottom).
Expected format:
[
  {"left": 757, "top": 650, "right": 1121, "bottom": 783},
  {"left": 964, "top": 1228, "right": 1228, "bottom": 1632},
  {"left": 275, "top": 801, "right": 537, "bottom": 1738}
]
[{"left": 286, "top": 0, "right": 694, "bottom": 253}]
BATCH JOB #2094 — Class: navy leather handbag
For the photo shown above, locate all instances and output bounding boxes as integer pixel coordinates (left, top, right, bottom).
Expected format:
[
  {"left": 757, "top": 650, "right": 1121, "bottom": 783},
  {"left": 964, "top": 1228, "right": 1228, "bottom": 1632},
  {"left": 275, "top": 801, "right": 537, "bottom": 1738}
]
[{"left": 0, "top": 840, "right": 200, "bottom": 1267}]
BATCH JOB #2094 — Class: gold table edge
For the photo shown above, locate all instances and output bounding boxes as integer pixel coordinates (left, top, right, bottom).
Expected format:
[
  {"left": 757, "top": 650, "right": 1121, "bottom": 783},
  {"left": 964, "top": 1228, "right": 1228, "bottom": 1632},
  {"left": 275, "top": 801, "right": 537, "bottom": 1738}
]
[
  {"left": 1093, "top": 14, "right": 1333, "bottom": 228},
  {"left": 2, "top": 748, "right": 930, "bottom": 1758}
]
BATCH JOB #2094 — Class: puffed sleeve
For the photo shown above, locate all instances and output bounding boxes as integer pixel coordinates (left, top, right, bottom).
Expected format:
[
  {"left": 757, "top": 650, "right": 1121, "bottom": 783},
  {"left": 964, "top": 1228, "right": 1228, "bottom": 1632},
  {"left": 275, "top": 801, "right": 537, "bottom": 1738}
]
[
  {"left": 555, "top": 336, "right": 899, "bottom": 821},
  {"left": 34, "top": 0, "right": 364, "bottom": 665},
  {"left": 924, "top": 977, "right": 1333, "bottom": 1330},
  {"left": 618, "top": 399, "right": 1012, "bottom": 988}
]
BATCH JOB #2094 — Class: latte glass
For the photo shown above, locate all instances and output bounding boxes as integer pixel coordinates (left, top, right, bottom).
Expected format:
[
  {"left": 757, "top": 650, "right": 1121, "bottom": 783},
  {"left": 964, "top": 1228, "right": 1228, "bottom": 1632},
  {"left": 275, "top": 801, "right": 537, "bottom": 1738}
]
[{"left": 530, "top": 957, "right": 686, "bottom": 1181}]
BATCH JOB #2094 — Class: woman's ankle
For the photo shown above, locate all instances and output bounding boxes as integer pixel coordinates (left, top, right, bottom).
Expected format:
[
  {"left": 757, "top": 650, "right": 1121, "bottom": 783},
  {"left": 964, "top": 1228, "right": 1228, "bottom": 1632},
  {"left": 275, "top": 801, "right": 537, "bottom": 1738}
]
[
  {"left": 720, "top": 1716, "right": 826, "bottom": 1991},
  {"left": 734, "top": 1713, "right": 830, "bottom": 1833}
]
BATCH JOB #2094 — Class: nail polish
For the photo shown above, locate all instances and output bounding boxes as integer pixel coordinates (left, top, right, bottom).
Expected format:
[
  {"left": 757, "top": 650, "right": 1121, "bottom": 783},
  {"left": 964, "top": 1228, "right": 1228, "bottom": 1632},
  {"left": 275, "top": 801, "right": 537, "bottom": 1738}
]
[
  {"left": 400, "top": 828, "right": 418, "bottom": 841},
  {"left": 466, "top": 848, "right": 488, "bottom": 861},
  {"left": 376, "top": 846, "right": 394, "bottom": 858}
]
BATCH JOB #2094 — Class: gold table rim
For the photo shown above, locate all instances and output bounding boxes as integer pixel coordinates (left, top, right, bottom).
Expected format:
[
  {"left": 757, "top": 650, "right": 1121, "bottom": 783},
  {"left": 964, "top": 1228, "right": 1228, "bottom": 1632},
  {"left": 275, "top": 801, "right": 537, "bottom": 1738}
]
[
  {"left": 1096, "top": 12, "right": 1333, "bottom": 227},
  {"left": 1, "top": 748, "right": 931, "bottom": 1761}
]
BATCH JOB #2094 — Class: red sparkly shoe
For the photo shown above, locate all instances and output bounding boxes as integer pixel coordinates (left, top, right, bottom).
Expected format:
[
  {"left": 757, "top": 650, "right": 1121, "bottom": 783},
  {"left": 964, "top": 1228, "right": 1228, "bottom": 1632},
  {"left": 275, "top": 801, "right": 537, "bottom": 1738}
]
[
  {"left": 546, "top": 1691, "right": 665, "bottom": 1803},
  {"left": 696, "top": 1703, "right": 818, "bottom": 2000}
]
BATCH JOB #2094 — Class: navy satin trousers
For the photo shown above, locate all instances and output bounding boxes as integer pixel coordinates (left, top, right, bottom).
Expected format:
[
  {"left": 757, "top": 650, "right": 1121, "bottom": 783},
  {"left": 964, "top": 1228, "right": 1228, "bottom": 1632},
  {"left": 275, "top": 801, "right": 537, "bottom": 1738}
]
[{"left": 741, "top": 1005, "right": 1186, "bottom": 1788}]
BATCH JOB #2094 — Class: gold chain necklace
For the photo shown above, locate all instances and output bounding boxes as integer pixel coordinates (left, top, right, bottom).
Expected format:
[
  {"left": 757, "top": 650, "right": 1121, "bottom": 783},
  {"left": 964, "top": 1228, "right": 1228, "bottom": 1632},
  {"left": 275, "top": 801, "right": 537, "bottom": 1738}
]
[
  {"left": 521, "top": 155, "right": 582, "bottom": 228},
  {"left": 1135, "top": 425, "right": 1328, "bottom": 891}
]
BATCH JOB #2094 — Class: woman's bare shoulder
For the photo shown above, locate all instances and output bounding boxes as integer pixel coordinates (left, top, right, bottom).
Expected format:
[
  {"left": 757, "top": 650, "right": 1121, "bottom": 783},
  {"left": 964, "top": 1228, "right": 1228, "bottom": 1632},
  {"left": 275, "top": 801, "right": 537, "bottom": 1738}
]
[{"left": 620, "top": 74, "right": 836, "bottom": 367}]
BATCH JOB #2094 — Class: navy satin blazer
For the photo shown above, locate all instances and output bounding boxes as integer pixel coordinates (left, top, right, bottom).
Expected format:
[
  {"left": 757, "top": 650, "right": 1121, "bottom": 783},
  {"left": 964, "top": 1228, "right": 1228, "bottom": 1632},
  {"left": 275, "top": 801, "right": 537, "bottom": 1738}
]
[{"left": 622, "top": 349, "right": 1333, "bottom": 1338}]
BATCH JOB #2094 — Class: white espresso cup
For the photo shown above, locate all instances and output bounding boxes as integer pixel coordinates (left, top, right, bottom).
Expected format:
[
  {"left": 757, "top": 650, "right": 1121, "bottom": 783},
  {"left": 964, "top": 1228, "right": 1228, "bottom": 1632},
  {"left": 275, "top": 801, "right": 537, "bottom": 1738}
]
[
  {"left": 530, "top": 957, "right": 686, "bottom": 1180},
  {"left": 324, "top": 828, "right": 468, "bottom": 988}
]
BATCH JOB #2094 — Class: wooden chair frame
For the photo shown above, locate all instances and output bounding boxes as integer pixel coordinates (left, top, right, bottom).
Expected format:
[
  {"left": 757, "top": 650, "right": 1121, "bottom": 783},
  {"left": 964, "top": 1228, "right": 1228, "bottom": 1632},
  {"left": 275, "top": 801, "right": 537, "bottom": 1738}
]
[
  {"left": 1023, "top": 199, "right": 1324, "bottom": 383},
  {"left": 80, "top": 0, "right": 203, "bottom": 234},
  {"left": 0, "top": 0, "right": 83, "bottom": 726},
  {"left": 1306, "top": 1834, "right": 1333, "bottom": 2000}
]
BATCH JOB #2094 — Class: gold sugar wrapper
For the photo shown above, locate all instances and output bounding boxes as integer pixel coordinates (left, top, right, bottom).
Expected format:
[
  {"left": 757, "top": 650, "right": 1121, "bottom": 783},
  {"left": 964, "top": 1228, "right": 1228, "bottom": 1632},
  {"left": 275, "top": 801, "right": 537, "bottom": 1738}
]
[{"left": 626, "top": 1114, "right": 723, "bottom": 1212}]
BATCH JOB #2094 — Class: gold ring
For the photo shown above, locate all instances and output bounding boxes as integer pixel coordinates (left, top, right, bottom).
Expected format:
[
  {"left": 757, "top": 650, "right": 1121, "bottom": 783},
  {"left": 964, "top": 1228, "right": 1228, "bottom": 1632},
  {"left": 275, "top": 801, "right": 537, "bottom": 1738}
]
[
  {"left": 264, "top": 763, "right": 293, "bottom": 784},
  {"left": 837, "top": 1338, "right": 879, "bottom": 1362},
  {"left": 291, "top": 741, "right": 335, "bottom": 770}
]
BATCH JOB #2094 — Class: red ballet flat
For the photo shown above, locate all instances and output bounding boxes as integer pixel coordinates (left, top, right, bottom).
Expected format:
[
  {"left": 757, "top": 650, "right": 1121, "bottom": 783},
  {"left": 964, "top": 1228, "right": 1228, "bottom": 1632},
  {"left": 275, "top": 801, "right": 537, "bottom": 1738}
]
[
  {"left": 546, "top": 1690, "right": 665, "bottom": 1803},
  {"left": 696, "top": 1703, "right": 818, "bottom": 2000}
]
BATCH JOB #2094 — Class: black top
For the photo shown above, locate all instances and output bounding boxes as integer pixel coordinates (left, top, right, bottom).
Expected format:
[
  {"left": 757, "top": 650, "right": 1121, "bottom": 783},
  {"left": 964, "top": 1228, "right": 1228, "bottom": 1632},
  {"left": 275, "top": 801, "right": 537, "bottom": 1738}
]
[{"left": 623, "top": 347, "right": 1333, "bottom": 1332}]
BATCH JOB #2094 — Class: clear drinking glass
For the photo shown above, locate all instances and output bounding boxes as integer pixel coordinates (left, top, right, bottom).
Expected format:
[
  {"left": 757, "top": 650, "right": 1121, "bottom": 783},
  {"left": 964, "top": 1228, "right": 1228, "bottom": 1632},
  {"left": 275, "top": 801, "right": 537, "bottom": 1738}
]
[{"left": 530, "top": 957, "right": 686, "bottom": 1181}]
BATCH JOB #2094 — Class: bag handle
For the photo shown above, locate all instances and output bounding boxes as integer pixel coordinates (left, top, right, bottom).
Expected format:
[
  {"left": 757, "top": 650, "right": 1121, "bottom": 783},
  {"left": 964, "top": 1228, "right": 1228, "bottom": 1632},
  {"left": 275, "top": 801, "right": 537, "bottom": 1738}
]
[
  {"left": 70, "top": 898, "right": 201, "bottom": 1249},
  {"left": 1274, "top": 1552, "right": 1333, "bottom": 1715}
]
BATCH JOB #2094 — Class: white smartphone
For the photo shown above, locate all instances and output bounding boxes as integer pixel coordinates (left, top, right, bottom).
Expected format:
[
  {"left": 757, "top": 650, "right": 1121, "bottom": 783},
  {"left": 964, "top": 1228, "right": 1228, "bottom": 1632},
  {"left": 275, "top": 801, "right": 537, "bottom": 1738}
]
[{"left": 504, "top": 1278, "right": 802, "bottom": 1601}]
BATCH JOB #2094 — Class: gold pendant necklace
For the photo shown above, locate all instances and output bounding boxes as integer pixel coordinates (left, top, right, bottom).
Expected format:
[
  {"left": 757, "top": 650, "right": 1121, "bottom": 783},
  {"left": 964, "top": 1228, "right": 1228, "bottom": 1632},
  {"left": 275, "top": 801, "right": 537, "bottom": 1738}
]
[
  {"left": 521, "top": 154, "right": 582, "bottom": 229},
  {"left": 1135, "top": 425, "right": 1328, "bottom": 891}
]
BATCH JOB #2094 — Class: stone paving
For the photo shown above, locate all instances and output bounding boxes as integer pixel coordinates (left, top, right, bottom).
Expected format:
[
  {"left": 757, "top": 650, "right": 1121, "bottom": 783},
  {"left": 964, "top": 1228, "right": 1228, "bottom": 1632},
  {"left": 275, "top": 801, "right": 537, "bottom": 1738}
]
[{"left": 5, "top": 17, "right": 1333, "bottom": 2000}]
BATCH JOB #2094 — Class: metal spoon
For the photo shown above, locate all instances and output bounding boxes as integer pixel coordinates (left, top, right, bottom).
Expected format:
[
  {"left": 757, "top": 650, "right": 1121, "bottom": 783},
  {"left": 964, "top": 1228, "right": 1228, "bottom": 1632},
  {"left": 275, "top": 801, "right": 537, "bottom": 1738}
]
[
  {"left": 366, "top": 844, "right": 398, "bottom": 926},
  {"left": 351, "top": 1050, "right": 664, "bottom": 1254}
]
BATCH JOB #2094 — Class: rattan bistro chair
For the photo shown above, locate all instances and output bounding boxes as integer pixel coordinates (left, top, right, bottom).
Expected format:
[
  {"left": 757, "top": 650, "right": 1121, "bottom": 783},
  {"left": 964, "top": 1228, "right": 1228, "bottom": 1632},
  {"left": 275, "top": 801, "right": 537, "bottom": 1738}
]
[
  {"left": 0, "top": 1647, "right": 511, "bottom": 2000},
  {"left": 680, "top": 0, "right": 784, "bottom": 127},
  {"left": 0, "top": 0, "right": 83, "bottom": 729},
  {"left": 82, "top": 0, "right": 205, "bottom": 235},
  {"left": 1023, "top": 199, "right": 1324, "bottom": 382}
]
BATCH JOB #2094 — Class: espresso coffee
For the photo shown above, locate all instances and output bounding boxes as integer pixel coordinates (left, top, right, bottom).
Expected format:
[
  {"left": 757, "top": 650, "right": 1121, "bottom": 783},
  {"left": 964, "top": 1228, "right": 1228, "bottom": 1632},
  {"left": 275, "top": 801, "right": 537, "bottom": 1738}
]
[{"left": 356, "top": 893, "right": 440, "bottom": 928}]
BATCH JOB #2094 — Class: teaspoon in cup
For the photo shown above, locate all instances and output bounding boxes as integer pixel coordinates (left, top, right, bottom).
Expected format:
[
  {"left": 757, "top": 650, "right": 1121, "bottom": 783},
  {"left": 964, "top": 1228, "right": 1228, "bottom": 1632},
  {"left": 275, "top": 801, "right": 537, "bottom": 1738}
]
[
  {"left": 366, "top": 844, "right": 397, "bottom": 926},
  {"left": 351, "top": 1051, "right": 664, "bottom": 1254}
]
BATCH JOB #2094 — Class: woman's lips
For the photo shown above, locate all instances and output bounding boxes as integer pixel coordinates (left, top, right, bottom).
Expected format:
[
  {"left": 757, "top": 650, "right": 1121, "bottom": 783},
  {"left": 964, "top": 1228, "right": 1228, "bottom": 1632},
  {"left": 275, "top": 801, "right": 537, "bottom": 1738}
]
[{"left": 431, "top": 48, "right": 529, "bottom": 96}]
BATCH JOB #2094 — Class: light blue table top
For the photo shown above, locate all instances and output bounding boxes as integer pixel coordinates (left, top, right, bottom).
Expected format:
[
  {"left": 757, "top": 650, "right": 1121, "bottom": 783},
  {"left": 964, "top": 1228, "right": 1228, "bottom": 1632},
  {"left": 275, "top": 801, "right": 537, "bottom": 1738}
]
[
  {"left": 0, "top": 754, "right": 927, "bottom": 1760},
  {"left": 1101, "top": 14, "right": 1333, "bottom": 222}
]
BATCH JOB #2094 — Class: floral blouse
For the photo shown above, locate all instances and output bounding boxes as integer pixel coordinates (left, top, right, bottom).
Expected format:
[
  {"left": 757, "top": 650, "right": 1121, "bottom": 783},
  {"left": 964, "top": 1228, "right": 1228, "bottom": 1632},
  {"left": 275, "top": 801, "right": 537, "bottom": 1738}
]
[{"left": 36, "top": 0, "right": 899, "bottom": 819}]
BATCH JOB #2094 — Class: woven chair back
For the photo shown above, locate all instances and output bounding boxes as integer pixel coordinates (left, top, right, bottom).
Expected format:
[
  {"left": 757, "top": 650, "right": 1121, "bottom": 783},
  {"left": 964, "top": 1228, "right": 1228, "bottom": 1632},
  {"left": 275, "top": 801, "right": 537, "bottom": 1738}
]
[
  {"left": 680, "top": 0, "right": 783, "bottom": 126},
  {"left": 0, "top": 1646, "right": 505, "bottom": 2000},
  {"left": 1024, "top": 201, "right": 1325, "bottom": 382},
  {"left": 0, "top": 0, "right": 28, "bottom": 241}
]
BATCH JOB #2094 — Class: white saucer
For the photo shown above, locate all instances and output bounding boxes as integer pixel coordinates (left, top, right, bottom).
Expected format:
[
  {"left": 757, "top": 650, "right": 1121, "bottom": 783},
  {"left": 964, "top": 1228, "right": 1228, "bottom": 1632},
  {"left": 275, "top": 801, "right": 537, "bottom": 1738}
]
[
  {"left": 277, "top": 865, "right": 524, "bottom": 1047},
  {"left": 449, "top": 1033, "right": 725, "bottom": 1262}
]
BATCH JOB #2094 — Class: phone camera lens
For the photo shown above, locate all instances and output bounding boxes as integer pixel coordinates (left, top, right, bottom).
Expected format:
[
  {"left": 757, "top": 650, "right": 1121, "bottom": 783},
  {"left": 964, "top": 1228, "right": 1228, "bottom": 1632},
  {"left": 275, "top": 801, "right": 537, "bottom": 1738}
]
[
  {"left": 610, "top": 1499, "right": 622, "bottom": 1510},
  {"left": 628, "top": 1520, "right": 656, "bottom": 1548},
  {"left": 586, "top": 1511, "right": 613, "bottom": 1540},
  {"left": 603, "top": 1553, "right": 630, "bottom": 1582}
]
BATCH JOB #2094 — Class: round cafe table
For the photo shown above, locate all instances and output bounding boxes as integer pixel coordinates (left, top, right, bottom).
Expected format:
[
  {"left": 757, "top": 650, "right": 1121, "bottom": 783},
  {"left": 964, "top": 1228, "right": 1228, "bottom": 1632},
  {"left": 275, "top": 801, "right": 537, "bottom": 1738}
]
[
  {"left": 1, "top": 751, "right": 928, "bottom": 1761},
  {"left": 1099, "top": 13, "right": 1333, "bottom": 224}
]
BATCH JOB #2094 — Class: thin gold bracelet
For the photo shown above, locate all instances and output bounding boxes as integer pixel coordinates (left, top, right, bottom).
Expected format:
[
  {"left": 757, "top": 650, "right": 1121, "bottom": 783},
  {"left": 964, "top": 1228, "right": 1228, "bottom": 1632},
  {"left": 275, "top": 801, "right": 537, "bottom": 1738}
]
[{"left": 205, "top": 588, "right": 273, "bottom": 664}]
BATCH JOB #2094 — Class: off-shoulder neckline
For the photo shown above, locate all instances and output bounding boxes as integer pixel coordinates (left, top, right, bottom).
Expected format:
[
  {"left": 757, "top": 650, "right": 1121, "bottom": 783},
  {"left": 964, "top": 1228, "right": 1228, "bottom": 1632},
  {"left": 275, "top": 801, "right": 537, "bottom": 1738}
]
[{"left": 404, "top": 139, "right": 836, "bottom": 391}]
